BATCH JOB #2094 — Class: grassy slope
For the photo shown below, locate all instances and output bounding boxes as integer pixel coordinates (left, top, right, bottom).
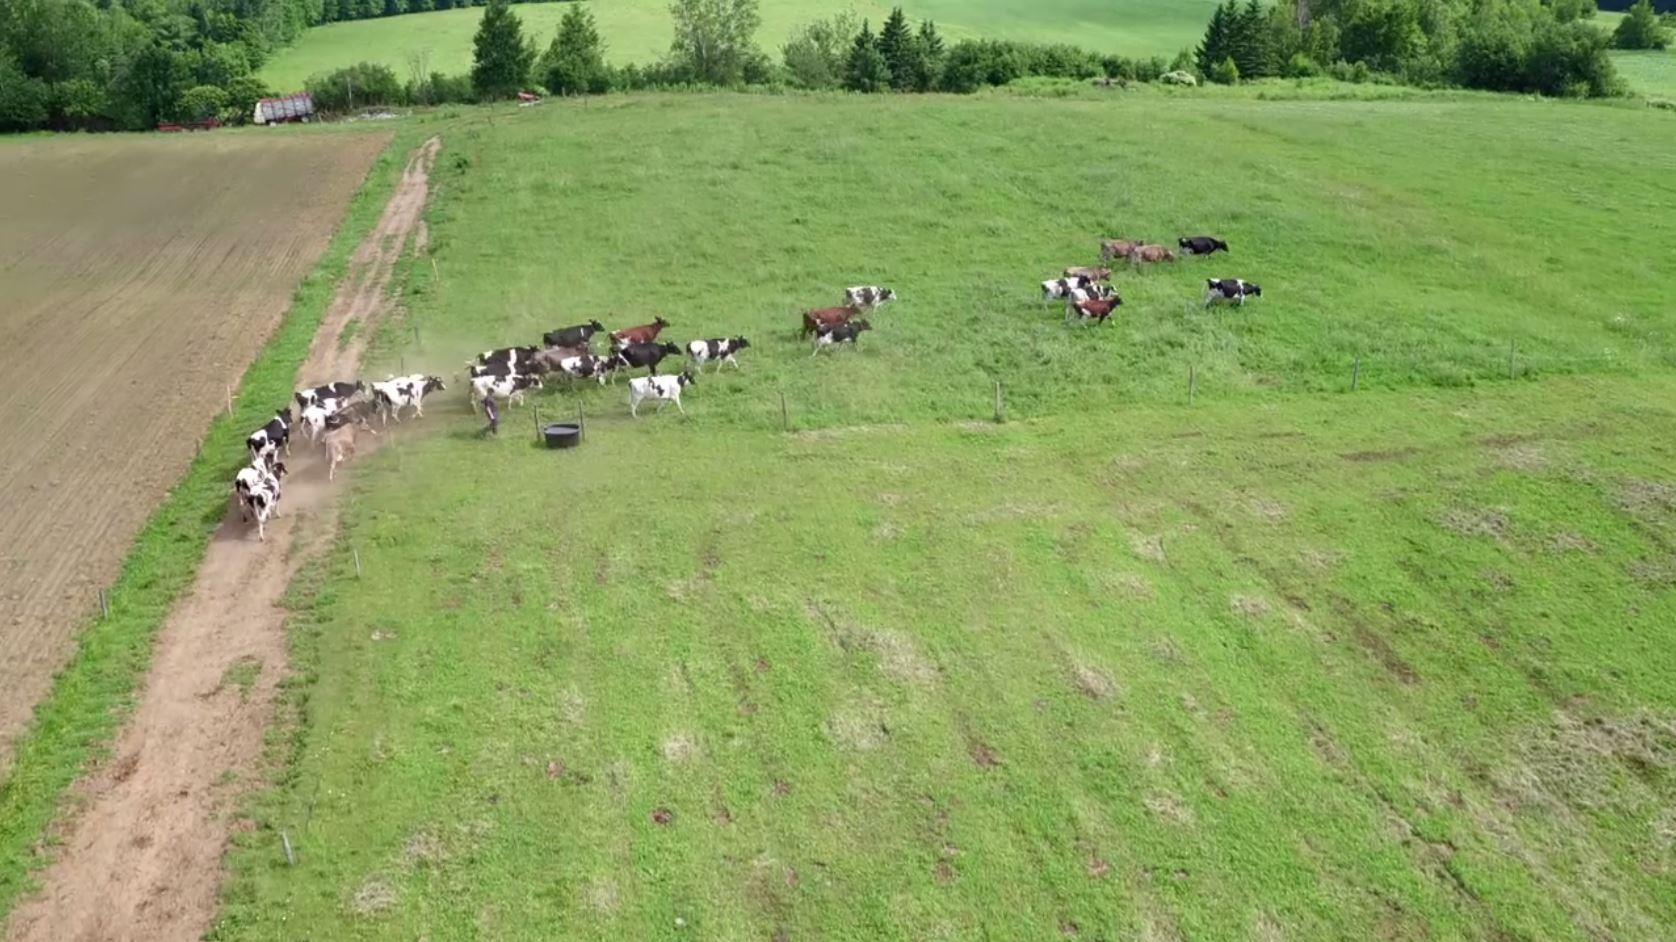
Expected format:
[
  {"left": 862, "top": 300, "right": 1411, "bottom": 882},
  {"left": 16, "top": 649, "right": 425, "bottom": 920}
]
[
  {"left": 1610, "top": 49, "right": 1676, "bottom": 97},
  {"left": 259, "top": 0, "right": 1217, "bottom": 91},
  {"left": 212, "top": 95, "right": 1676, "bottom": 940},
  {"left": 0, "top": 126, "right": 403, "bottom": 917}
]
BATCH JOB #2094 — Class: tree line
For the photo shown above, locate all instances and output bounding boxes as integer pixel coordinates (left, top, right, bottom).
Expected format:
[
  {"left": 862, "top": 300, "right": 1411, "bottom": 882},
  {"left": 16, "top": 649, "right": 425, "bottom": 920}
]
[{"left": 1192, "top": 0, "right": 1649, "bottom": 96}]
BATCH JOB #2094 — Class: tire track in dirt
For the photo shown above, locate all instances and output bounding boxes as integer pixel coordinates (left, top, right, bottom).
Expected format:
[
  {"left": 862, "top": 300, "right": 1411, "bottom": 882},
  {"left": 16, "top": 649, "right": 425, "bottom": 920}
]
[{"left": 4, "top": 136, "right": 440, "bottom": 942}]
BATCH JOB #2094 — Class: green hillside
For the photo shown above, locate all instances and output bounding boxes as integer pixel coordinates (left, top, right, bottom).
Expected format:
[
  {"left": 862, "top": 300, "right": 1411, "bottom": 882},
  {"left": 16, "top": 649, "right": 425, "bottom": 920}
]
[{"left": 259, "top": 0, "right": 1218, "bottom": 91}]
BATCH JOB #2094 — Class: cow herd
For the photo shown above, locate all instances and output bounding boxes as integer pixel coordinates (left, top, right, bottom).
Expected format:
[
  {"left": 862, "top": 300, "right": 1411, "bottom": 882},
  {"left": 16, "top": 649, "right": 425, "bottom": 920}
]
[{"left": 1055, "top": 234, "right": 1263, "bottom": 323}]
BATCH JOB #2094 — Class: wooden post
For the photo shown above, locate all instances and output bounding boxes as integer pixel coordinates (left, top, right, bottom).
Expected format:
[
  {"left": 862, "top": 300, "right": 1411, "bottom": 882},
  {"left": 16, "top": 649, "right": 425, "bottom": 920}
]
[
  {"left": 577, "top": 402, "right": 584, "bottom": 435},
  {"left": 1188, "top": 365, "right": 1197, "bottom": 405},
  {"left": 993, "top": 380, "right": 1004, "bottom": 423},
  {"left": 779, "top": 391, "right": 789, "bottom": 431},
  {"left": 1351, "top": 355, "right": 1361, "bottom": 391},
  {"left": 533, "top": 404, "right": 542, "bottom": 443},
  {"left": 353, "top": 548, "right": 362, "bottom": 579},
  {"left": 1507, "top": 340, "right": 1516, "bottom": 380},
  {"left": 225, "top": 385, "right": 234, "bottom": 416},
  {"left": 430, "top": 257, "right": 439, "bottom": 285},
  {"left": 281, "top": 830, "right": 295, "bottom": 867},
  {"left": 98, "top": 589, "right": 108, "bottom": 619}
]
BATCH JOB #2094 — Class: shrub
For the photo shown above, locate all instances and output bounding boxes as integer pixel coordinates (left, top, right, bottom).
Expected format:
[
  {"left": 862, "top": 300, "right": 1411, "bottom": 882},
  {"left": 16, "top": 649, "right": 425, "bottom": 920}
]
[
  {"left": 177, "top": 84, "right": 229, "bottom": 122},
  {"left": 1286, "top": 52, "right": 1323, "bottom": 77},
  {"left": 0, "top": 54, "right": 49, "bottom": 131},
  {"left": 781, "top": 13, "right": 858, "bottom": 89},
  {"left": 668, "top": 0, "right": 763, "bottom": 86},
  {"left": 306, "top": 62, "right": 404, "bottom": 112},
  {"left": 1209, "top": 55, "right": 1241, "bottom": 84},
  {"left": 1614, "top": 0, "right": 1670, "bottom": 50}
]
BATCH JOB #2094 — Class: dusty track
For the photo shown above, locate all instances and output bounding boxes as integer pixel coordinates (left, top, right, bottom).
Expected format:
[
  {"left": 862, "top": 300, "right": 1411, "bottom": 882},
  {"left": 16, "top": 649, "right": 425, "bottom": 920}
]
[
  {"left": 0, "top": 133, "right": 389, "bottom": 768},
  {"left": 4, "top": 136, "right": 440, "bottom": 942}
]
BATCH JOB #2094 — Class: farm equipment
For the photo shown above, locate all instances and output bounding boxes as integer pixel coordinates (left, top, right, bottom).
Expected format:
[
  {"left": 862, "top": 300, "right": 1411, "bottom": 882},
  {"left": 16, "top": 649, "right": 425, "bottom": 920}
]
[{"left": 255, "top": 93, "right": 315, "bottom": 125}]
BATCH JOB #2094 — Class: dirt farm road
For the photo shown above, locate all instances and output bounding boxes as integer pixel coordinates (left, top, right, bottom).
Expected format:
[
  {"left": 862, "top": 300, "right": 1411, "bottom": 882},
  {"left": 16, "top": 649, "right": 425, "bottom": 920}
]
[{"left": 4, "top": 136, "right": 440, "bottom": 942}]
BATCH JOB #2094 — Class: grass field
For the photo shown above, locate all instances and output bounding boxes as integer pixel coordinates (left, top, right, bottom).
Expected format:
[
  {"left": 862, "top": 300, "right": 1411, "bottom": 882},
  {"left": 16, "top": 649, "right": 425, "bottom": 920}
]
[
  {"left": 259, "top": 0, "right": 1218, "bottom": 91},
  {"left": 204, "top": 95, "right": 1676, "bottom": 939},
  {"left": 1610, "top": 49, "right": 1676, "bottom": 98}
]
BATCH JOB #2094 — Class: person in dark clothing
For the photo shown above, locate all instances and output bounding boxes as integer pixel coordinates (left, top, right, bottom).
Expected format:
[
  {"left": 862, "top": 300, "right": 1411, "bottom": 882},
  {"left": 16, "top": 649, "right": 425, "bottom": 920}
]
[{"left": 482, "top": 392, "right": 500, "bottom": 437}]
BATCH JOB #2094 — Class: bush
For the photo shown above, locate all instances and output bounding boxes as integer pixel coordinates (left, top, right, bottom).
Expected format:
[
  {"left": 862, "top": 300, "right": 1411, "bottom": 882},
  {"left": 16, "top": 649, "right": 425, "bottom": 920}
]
[
  {"left": 782, "top": 13, "right": 858, "bottom": 89},
  {"left": 1208, "top": 55, "right": 1241, "bottom": 84},
  {"left": 0, "top": 54, "right": 49, "bottom": 131},
  {"left": 668, "top": 0, "right": 763, "bottom": 86},
  {"left": 306, "top": 62, "right": 405, "bottom": 112},
  {"left": 176, "top": 84, "right": 229, "bottom": 122},
  {"left": 1614, "top": 0, "right": 1670, "bottom": 49},
  {"left": 1286, "top": 52, "right": 1323, "bottom": 77},
  {"left": 224, "top": 75, "right": 270, "bottom": 122},
  {"left": 539, "top": 3, "right": 610, "bottom": 95}
]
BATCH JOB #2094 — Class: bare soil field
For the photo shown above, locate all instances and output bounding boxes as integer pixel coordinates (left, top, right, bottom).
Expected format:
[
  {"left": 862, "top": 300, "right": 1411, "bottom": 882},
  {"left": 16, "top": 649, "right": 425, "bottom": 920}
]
[
  {"left": 0, "top": 131, "right": 389, "bottom": 771},
  {"left": 2, "top": 135, "right": 438, "bottom": 942}
]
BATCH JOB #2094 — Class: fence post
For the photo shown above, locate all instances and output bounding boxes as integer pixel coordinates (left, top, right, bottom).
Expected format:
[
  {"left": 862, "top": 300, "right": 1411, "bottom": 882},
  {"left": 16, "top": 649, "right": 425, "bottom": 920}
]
[
  {"left": 281, "top": 830, "right": 296, "bottom": 867},
  {"left": 225, "top": 384, "right": 234, "bottom": 416},
  {"left": 352, "top": 547, "right": 362, "bottom": 579},
  {"left": 1352, "top": 355, "right": 1361, "bottom": 392},
  {"left": 98, "top": 588, "right": 108, "bottom": 619},
  {"left": 779, "top": 391, "right": 789, "bottom": 431},
  {"left": 1188, "top": 365, "right": 1197, "bottom": 405},
  {"left": 533, "top": 404, "right": 542, "bottom": 443},
  {"left": 1507, "top": 340, "right": 1516, "bottom": 380},
  {"left": 577, "top": 402, "right": 584, "bottom": 435},
  {"left": 993, "top": 381, "right": 1004, "bottom": 423}
]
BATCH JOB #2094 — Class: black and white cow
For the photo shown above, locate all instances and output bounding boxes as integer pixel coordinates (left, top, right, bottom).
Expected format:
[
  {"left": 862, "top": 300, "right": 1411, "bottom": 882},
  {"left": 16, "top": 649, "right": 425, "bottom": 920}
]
[
  {"left": 687, "top": 337, "right": 750, "bottom": 372},
  {"left": 1204, "top": 278, "right": 1262, "bottom": 306},
  {"left": 1065, "top": 283, "right": 1118, "bottom": 304},
  {"left": 370, "top": 374, "right": 447, "bottom": 424},
  {"left": 246, "top": 409, "right": 292, "bottom": 466},
  {"left": 469, "top": 372, "right": 542, "bottom": 411},
  {"left": 1041, "top": 275, "right": 1098, "bottom": 302},
  {"left": 628, "top": 372, "right": 695, "bottom": 417},
  {"left": 554, "top": 354, "right": 613, "bottom": 385},
  {"left": 294, "top": 381, "right": 363, "bottom": 413},
  {"left": 477, "top": 345, "right": 541, "bottom": 368},
  {"left": 234, "top": 459, "right": 287, "bottom": 541},
  {"left": 543, "top": 321, "right": 606, "bottom": 349},
  {"left": 812, "top": 319, "right": 872, "bottom": 355},
  {"left": 844, "top": 286, "right": 897, "bottom": 311},
  {"left": 1179, "top": 236, "right": 1229, "bottom": 256},
  {"left": 610, "top": 341, "right": 682, "bottom": 376},
  {"left": 299, "top": 397, "right": 347, "bottom": 444}
]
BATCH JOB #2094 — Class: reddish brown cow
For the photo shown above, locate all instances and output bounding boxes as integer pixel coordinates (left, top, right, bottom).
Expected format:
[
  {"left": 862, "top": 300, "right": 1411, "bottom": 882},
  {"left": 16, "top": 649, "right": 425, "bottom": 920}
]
[
  {"left": 1067, "top": 296, "right": 1122, "bottom": 324},
  {"left": 1099, "top": 239, "right": 1144, "bottom": 261},
  {"left": 1127, "top": 244, "right": 1177, "bottom": 264},
  {"left": 610, "top": 317, "right": 670, "bottom": 348},
  {"left": 801, "top": 306, "right": 855, "bottom": 338}
]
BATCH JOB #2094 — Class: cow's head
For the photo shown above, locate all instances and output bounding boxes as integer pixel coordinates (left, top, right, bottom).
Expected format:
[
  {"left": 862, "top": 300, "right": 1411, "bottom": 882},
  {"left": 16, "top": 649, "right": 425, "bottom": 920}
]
[
  {"left": 679, "top": 370, "right": 696, "bottom": 387},
  {"left": 733, "top": 337, "right": 750, "bottom": 350},
  {"left": 1245, "top": 283, "right": 1262, "bottom": 297},
  {"left": 425, "top": 376, "right": 447, "bottom": 393},
  {"left": 855, "top": 320, "right": 873, "bottom": 333},
  {"left": 661, "top": 342, "right": 681, "bottom": 356},
  {"left": 277, "top": 408, "right": 293, "bottom": 423},
  {"left": 272, "top": 460, "right": 289, "bottom": 478},
  {"left": 654, "top": 317, "right": 670, "bottom": 328}
]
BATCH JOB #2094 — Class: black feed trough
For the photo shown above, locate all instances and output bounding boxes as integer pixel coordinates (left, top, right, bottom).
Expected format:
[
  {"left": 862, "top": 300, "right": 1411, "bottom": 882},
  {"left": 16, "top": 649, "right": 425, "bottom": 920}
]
[{"left": 543, "top": 423, "right": 582, "bottom": 449}]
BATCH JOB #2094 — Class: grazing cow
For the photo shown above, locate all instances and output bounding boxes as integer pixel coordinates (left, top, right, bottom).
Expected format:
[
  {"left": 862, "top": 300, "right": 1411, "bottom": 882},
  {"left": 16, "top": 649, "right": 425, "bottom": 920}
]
[
  {"left": 555, "top": 354, "right": 613, "bottom": 385},
  {"left": 1126, "top": 244, "right": 1177, "bottom": 264},
  {"left": 844, "top": 286, "right": 897, "bottom": 311},
  {"left": 628, "top": 371, "right": 695, "bottom": 417},
  {"left": 609, "top": 317, "right": 670, "bottom": 349},
  {"left": 801, "top": 305, "right": 855, "bottom": 338},
  {"left": 687, "top": 337, "right": 750, "bottom": 372},
  {"left": 370, "top": 374, "right": 446, "bottom": 425},
  {"left": 1041, "top": 275, "right": 1099, "bottom": 302},
  {"left": 611, "top": 341, "right": 682, "bottom": 375},
  {"left": 1178, "top": 236, "right": 1229, "bottom": 256},
  {"left": 1064, "top": 265, "right": 1113, "bottom": 281},
  {"left": 233, "top": 460, "right": 287, "bottom": 542},
  {"left": 1100, "top": 239, "right": 1144, "bottom": 261},
  {"left": 1067, "top": 296, "right": 1122, "bottom": 324},
  {"left": 294, "top": 381, "right": 362, "bottom": 412},
  {"left": 470, "top": 372, "right": 543, "bottom": 411},
  {"left": 1065, "top": 283, "right": 1118, "bottom": 304},
  {"left": 543, "top": 320, "right": 606, "bottom": 349},
  {"left": 245, "top": 409, "right": 292, "bottom": 466},
  {"left": 813, "top": 319, "right": 872, "bottom": 355},
  {"left": 1205, "top": 278, "right": 1262, "bottom": 306}
]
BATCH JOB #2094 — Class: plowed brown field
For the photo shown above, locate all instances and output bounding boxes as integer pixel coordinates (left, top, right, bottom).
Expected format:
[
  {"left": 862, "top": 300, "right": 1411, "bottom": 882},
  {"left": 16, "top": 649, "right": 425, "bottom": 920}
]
[{"left": 0, "top": 131, "right": 389, "bottom": 769}]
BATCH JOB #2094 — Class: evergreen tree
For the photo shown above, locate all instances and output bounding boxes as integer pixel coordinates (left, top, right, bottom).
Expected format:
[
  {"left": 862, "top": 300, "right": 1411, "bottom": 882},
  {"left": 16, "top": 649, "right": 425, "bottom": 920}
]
[
  {"left": 1234, "top": 0, "right": 1274, "bottom": 78},
  {"left": 1196, "top": 1, "right": 1236, "bottom": 75},
  {"left": 844, "top": 20, "right": 890, "bottom": 92},
  {"left": 912, "top": 19, "right": 945, "bottom": 91},
  {"left": 540, "top": 3, "right": 608, "bottom": 95},
  {"left": 471, "top": 0, "right": 535, "bottom": 98},
  {"left": 878, "top": 6, "right": 912, "bottom": 90}
]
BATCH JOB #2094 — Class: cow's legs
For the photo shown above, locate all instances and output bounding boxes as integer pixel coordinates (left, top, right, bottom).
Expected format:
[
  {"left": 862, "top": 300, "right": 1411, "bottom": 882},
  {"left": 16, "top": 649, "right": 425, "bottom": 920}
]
[{"left": 674, "top": 397, "right": 686, "bottom": 415}]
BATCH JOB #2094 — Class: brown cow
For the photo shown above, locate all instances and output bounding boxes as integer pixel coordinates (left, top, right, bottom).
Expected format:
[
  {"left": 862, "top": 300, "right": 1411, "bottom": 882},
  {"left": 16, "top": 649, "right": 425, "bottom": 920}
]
[
  {"left": 801, "top": 305, "right": 855, "bottom": 338},
  {"left": 1067, "top": 296, "right": 1122, "bottom": 324},
  {"left": 1064, "top": 265, "right": 1113, "bottom": 281},
  {"left": 1099, "top": 239, "right": 1144, "bottom": 261},
  {"left": 1127, "top": 244, "right": 1177, "bottom": 264},
  {"left": 609, "top": 317, "right": 670, "bottom": 348}
]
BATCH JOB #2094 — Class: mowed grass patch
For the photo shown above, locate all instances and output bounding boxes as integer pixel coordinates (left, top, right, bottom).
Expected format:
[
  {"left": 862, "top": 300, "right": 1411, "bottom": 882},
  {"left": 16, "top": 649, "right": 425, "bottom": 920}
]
[
  {"left": 213, "top": 375, "right": 1676, "bottom": 940},
  {"left": 259, "top": 0, "right": 1219, "bottom": 92},
  {"left": 1610, "top": 49, "right": 1676, "bottom": 99},
  {"left": 407, "top": 93, "right": 1672, "bottom": 427}
]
